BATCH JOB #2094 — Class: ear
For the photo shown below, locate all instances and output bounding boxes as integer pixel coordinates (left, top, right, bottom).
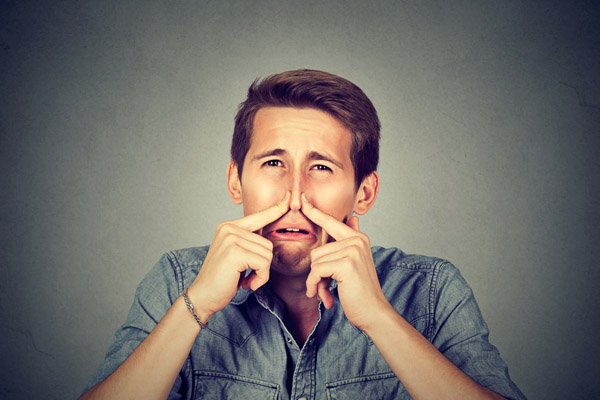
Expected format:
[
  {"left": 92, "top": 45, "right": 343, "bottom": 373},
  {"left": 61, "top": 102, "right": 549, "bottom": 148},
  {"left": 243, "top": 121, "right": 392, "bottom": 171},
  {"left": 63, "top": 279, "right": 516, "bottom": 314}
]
[
  {"left": 353, "top": 171, "right": 379, "bottom": 215},
  {"left": 227, "top": 161, "right": 243, "bottom": 205}
]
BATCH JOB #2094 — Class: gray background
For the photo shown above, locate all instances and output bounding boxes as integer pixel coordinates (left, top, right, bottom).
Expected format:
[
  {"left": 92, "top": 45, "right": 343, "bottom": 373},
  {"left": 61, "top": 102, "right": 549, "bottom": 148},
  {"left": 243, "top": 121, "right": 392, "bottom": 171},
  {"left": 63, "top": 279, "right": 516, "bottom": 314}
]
[{"left": 1, "top": 1, "right": 598, "bottom": 399}]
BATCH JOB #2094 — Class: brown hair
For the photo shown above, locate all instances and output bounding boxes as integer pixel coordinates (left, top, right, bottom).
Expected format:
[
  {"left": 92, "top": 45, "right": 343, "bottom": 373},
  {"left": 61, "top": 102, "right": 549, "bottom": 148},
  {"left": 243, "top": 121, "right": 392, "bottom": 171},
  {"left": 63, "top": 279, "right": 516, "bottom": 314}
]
[{"left": 231, "top": 69, "right": 380, "bottom": 189}]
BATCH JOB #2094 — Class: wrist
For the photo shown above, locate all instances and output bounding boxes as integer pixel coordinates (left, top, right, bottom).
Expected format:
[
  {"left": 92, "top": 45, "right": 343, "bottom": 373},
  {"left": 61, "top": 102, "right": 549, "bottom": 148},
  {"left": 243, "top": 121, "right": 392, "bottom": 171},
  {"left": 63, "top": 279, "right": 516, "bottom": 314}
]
[
  {"left": 356, "top": 299, "right": 398, "bottom": 335},
  {"left": 181, "top": 287, "right": 213, "bottom": 329}
]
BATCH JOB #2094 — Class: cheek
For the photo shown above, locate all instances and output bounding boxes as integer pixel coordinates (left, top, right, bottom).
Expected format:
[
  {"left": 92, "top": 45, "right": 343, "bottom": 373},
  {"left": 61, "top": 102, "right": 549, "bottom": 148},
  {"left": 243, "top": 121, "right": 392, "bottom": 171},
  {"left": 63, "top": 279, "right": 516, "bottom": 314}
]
[
  {"left": 309, "top": 186, "right": 356, "bottom": 220},
  {"left": 241, "top": 181, "right": 287, "bottom": 214}
]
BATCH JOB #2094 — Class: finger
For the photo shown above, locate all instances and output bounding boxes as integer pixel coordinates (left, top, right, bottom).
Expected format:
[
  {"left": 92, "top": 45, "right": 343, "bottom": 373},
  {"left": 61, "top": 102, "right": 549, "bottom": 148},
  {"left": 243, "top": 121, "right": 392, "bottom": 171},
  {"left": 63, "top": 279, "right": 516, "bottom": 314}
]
[
  {"left": 237, "top": 226, "right": 275, "bottom": 250},
  {"left": 309, "top": 234, "right": 366, "bottom": 261},
  {"left": 316, "top": 279, "right": 334, "bottom": 309},
  {"left": 247, "top": 266, "right": 270, "bottom": 291},
  {"left": 214, "top": 224, "right": 274, "bottom": 261},
  {"left": 301, "top": 193, "right": 355, "bottom": 241},
  {"left": 235, "top": 191, "right": 291, "bottom": 232},
  {"left": 232, "top": 249, "right": 271, "bottom": 274},
  {"left": 227, "top": 229, "right": 274, "bottom": 257},
  {"left": 238, "top": 254, "right": 271, "bottom": 290},
  {"left": 240, "top": 270, "right": 255, "bottom": 290},
  {"left": 305, "top": 259, "right": 342, "bottom": 296},
  {"left": 240, "top": 269, "right": 270, "bottom": 291}
]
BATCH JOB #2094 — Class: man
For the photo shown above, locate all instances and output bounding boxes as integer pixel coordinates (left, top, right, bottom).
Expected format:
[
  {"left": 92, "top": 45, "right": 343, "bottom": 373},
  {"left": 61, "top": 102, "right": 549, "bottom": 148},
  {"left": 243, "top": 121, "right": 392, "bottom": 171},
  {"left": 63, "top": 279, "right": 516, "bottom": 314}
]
[{"left": 81, "top": 70, "right": 526, "bottom": 399}]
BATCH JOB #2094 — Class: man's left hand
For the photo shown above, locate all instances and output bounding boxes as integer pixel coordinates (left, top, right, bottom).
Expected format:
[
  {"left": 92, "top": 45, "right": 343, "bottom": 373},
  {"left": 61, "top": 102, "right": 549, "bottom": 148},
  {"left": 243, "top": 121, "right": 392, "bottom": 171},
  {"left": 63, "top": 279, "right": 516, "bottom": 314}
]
[{"left": 301, "top": 194, "right": 391, "bottom": 331}]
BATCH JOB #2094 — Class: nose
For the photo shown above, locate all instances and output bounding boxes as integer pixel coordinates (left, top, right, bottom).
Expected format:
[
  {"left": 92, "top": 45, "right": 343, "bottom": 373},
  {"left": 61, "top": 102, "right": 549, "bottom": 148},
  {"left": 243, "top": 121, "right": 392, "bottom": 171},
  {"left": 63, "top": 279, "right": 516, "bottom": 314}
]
[{"left": 289, "top": 171, "right": 305, "bottom": 212}]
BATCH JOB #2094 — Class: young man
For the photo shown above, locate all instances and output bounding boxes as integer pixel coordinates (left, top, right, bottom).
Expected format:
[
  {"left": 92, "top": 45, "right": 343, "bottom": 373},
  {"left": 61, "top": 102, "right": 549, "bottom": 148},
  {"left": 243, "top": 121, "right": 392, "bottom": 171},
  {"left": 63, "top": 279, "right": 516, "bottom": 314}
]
[{"left": 81, "top": 70, "right": 526, "bottom": 399}]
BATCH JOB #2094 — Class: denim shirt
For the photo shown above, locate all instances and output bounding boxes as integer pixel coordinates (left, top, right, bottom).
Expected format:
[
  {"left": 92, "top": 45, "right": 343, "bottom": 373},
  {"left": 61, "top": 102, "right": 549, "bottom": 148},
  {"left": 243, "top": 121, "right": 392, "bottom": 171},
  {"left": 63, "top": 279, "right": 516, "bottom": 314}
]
[{"left": 84, "top": 246, "right": 526, "bottom": 399}]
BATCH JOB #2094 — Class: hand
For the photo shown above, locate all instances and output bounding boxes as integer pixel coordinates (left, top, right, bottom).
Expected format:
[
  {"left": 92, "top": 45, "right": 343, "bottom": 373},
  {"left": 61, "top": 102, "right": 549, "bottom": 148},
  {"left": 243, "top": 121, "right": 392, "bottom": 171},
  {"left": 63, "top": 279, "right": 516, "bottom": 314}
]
[
  {"left": 187, "top": 192, "right": 291, "bottom": 320},
  {"left": 302, "top": 194, "right": 390, "bottom": 330}
]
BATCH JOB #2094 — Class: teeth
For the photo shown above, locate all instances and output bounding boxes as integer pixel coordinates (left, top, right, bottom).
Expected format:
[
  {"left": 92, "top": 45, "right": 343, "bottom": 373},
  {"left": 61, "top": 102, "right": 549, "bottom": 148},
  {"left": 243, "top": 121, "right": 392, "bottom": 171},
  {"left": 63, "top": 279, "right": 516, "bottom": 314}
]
[{"left": 277, "top": 228, "right": 308, "bottom": 234}]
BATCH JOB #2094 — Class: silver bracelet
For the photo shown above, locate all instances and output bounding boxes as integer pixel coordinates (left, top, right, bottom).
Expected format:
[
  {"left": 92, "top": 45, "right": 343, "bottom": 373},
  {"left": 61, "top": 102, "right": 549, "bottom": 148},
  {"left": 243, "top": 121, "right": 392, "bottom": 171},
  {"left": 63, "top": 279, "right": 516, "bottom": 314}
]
[{"left": 182, "top": 287, "right": 209, "bottom": 329}]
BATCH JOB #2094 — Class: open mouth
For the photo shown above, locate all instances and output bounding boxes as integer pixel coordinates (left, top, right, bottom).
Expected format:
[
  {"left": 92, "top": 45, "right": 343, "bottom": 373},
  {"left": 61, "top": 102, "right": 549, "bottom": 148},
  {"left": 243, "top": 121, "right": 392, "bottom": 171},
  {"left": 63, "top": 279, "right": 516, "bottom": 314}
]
[
  {"left": 267, "top": 226, "right": 315, "bottom": 242},
  {"left": 276, "top": 228, "right": 309, "bottom": 234}
]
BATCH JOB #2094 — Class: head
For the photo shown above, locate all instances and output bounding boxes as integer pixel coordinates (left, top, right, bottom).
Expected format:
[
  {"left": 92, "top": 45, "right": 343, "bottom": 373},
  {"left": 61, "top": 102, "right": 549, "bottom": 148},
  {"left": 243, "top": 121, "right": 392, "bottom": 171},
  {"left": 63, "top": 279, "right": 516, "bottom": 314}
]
[
  {"left": 227, "top": 70, "right": 381, "bottom": 276},
  {"left": 231, "top": 69, "right": 380, "bottom": 190}
]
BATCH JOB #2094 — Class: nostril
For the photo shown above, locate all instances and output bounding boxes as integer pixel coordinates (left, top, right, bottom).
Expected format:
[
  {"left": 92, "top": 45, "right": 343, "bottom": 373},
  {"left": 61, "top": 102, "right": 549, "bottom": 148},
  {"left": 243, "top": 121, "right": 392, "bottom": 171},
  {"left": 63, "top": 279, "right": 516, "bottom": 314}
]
[{"left": 289, "top": 192, "right": 302, "bottom": 211}]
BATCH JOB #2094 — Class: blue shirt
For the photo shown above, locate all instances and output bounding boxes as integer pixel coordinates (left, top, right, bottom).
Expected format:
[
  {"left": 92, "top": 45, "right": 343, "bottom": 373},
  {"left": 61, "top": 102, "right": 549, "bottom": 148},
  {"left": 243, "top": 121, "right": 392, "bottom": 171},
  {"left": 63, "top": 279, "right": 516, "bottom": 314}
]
[{"left": 85, "top": 246, "right": 526, "bottom": 399}]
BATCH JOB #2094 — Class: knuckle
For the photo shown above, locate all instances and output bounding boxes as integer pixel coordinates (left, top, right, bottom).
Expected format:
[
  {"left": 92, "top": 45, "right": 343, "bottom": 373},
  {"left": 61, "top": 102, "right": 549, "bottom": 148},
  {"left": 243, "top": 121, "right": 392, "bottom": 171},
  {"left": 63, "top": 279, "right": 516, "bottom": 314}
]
[
  {"left": 359, "top": 232, "right": 370, "bottom": 245},
  {"left": 310, "top": 248, "right": 322, "bottom": 259},
  {"left": 217, "top": 222, "right": 235, "bottom": 234},
  {"left": 265, "top": 251, "right": 273, "bottom": 262},
  {"left": 222, "top": 233, "right": 237, "bottom": 247},
  {"left": 343, "top": 239, "right": 362, "bottom": 254},
  {"left": 348, "top": 236, "right": 361, "bottom": 246},
  {"left": 258, "top": 252, "right": 270, "bottom": 265},
  {"left": 351, "top": 234, "right": 369, "bottom": 247},
  {"left": 262, "top": 238, "right": 274, "bottom": 250}
]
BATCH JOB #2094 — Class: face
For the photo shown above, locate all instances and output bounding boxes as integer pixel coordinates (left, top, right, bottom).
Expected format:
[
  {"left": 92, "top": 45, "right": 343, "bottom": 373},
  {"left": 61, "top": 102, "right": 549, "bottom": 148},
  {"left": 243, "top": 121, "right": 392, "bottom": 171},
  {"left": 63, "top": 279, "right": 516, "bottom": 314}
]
[{"left": 228, "top": 106, "right": 375, "bottom": 276}]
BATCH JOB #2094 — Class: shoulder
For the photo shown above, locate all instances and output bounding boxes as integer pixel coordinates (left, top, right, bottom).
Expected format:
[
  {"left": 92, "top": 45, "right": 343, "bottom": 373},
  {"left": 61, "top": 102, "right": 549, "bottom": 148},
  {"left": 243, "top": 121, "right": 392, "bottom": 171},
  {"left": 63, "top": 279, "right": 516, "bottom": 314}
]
[
  {"left": 371, "top": 245, "right": 459, "bottom": 278},
  {"left": 371, "top": 245, "right": 467, "bottom": 296},
  {"left": 371, "top": 246, "right": 468, "bottom": 331},
  {"left": 164, "top": 245, "right": 211, "bottom": 288},
  {"left": 164, "top": 245, "right": 210, "bottom": 269},
  {"left": 136, "top": 246, "right": 210, "bottom": 299}
]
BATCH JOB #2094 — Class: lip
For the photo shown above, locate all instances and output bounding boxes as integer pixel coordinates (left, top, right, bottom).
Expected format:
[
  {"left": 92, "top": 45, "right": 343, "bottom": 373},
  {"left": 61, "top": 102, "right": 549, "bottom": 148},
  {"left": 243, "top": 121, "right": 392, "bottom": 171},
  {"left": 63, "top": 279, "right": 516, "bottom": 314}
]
[
  {"left": 264, "top": 217, "right": 318, "bottom": 242},
  {"left": 267, "top": 230, "right": 316, "bottom": 242}
]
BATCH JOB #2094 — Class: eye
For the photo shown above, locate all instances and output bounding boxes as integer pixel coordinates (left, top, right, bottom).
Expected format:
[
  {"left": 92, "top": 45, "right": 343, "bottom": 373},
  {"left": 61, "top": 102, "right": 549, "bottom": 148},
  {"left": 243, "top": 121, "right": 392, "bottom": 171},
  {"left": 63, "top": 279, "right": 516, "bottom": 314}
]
[
  {"left": 263, "top": 159, "right": 283, "bottom": 167},
  {"left": 311, "top": 164, "right": 332, "bottom": 172}
]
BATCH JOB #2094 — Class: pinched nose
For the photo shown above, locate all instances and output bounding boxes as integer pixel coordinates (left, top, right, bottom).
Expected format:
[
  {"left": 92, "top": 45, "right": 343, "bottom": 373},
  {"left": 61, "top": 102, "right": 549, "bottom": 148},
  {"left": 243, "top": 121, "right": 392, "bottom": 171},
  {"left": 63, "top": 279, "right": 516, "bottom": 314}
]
[
  {"left": 288, "top": 173, "right": 305, "bottom": 212},
  {"left": 289, "top": 190, "right": 302, "bottom": 211}
]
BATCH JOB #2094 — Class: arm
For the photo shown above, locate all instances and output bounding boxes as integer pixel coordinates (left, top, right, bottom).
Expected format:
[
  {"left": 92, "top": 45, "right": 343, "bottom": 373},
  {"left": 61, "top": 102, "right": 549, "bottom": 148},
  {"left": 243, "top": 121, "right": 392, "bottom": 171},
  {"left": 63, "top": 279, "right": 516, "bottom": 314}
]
[
  {"left": 80, "top": 296, "right": 203, "bottom": 400},
  {"left": 301, "top": 195, "right": 511, "bottom": 400},
  {"left": 80, "top": 192, "right": 291, "bottom": 400},
  {"left": 361, "top": 301, "right": 505, "bottom": 400}
]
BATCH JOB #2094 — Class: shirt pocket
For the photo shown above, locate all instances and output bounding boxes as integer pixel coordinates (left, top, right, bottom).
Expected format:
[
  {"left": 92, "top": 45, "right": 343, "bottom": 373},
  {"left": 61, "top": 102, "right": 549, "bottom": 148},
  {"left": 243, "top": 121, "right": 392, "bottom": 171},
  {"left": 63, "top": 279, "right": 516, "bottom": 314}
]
[
  {"left": 325, "top": 373, "right": 409, "bottom": 400},
  {"left": 193, "top": 371, "right": 280, "bottom": 400}
]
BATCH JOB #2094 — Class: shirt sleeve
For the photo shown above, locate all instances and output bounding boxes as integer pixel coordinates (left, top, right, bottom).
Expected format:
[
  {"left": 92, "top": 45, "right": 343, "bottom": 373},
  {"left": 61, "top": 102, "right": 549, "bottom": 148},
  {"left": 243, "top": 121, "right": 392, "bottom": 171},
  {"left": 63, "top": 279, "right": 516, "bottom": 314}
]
[
  {"left": 430, "top": 262, "right": 527, "bottom": 400},
  {"left": 81, "top": 253, "right": 188, "bottom": 399}
]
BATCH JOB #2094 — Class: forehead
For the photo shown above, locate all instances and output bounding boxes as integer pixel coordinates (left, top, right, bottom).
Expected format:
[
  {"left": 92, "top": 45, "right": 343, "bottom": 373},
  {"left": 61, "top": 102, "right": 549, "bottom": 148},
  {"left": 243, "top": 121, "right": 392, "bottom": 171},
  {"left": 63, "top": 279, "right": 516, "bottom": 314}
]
[{"left": 250, "top": 107, "right": 352, "bottom": 155}]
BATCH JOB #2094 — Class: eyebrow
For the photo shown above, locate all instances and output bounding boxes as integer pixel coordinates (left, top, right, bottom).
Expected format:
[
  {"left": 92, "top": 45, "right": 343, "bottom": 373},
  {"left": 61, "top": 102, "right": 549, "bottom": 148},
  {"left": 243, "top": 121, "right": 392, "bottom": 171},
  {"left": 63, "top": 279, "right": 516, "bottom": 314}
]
[
  {"left": 307, "top": 151, "right": 344, "bottom": 170},
  {"left": 251, "top": 148, "right": 286, "bottom": 161},
  {"left": 251, "top": 148, "right": 344, "bottom": 170}
]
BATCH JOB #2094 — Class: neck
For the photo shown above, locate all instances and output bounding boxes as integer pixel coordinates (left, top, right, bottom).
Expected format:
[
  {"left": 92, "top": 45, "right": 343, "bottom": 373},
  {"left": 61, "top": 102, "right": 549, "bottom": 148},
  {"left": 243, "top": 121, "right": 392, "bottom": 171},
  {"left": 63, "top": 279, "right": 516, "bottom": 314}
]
[{"left": 269, "top": 270, "right": 320, "bottom": 346}]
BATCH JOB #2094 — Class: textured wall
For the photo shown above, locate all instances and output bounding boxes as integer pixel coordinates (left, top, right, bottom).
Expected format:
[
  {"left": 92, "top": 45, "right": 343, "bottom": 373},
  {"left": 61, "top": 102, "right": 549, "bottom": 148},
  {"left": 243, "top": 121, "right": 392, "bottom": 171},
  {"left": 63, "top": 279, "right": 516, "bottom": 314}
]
[{"left": 1, "top": 1, "right": 598, "bottom": 399}]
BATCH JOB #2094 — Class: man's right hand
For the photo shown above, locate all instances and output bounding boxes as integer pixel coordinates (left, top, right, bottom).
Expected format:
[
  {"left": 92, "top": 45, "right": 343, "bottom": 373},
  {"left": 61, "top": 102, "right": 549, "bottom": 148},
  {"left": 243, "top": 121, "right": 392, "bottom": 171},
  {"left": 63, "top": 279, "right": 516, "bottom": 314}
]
[
  {"left": 78, "top": 195, "right": 290, "bottom": 400},
  {"left": 186, "top": 191, "right": 291, "bottom": 321}
]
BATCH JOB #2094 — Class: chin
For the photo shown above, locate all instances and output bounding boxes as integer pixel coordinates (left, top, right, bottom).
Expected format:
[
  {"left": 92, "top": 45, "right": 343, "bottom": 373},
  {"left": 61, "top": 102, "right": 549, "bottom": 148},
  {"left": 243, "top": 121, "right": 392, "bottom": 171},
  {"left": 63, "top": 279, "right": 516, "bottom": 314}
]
[{"left": 270, "top": 243, "right": 312, "bottom": 276}]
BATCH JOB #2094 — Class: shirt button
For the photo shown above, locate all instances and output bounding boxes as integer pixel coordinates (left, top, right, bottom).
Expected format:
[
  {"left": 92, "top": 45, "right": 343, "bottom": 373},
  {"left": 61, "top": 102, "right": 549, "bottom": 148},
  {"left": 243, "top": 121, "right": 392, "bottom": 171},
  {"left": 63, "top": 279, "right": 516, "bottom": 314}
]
[
  {"left": 308, "top": 338, "right": 314, "bottom": 345},
  {"left": 287, "top": 337, "right": 293, "bottom": 344}
]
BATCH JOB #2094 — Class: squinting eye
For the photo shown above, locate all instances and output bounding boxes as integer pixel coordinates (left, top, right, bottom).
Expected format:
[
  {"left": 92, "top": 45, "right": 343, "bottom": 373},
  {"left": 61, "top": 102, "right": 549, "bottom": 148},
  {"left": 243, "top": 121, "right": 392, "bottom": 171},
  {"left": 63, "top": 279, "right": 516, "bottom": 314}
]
[
  {"left": 311, "top": 164, "right": 331, "bottom": 171},
  {"left": 264, "top": 160, "right": 282, "bottom": 167}
]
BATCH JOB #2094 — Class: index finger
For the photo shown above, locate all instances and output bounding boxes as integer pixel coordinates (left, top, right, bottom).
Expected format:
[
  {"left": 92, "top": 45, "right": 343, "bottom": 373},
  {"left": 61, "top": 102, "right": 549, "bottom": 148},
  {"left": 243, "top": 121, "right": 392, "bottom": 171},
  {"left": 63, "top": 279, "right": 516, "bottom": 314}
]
[
  {"left": 235, "top": 191, "right": 291, "bottom": 232},
  {"left": 301, "top": 193, "right": 356, "bottom": 241}
]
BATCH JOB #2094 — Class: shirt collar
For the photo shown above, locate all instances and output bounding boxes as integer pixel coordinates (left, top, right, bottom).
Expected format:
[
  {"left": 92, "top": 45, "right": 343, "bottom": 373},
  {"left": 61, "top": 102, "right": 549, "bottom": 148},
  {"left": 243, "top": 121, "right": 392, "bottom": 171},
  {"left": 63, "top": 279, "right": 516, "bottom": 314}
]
[
  {"left": 230, "top": 286, "right": 252, "bottom": 305},
  {"left": 229, "top": 280, "right": 338, "bottom": 306}
]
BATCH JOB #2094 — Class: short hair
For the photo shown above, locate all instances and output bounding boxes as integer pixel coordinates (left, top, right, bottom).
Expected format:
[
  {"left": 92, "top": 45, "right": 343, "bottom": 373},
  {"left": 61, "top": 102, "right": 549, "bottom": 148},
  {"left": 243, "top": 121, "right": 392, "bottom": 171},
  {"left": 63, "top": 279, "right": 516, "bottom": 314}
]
[{"left": 231, "top": 69, "right": 380, "bottom": 189}]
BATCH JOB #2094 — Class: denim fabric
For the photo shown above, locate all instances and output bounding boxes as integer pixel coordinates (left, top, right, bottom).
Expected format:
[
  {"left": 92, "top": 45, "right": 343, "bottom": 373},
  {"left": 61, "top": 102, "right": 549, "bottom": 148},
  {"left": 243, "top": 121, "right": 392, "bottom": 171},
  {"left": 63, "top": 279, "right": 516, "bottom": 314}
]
[{"left": 85, "top": 246, "right": 526, "bottom": 399}]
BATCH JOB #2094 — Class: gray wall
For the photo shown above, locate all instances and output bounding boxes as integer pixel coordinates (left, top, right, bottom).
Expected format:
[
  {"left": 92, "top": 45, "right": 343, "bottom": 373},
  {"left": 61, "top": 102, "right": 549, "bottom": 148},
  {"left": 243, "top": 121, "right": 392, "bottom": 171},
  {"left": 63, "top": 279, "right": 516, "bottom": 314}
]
[{"left": 1, "top": 1, "right": 598, "bottom": 399}]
